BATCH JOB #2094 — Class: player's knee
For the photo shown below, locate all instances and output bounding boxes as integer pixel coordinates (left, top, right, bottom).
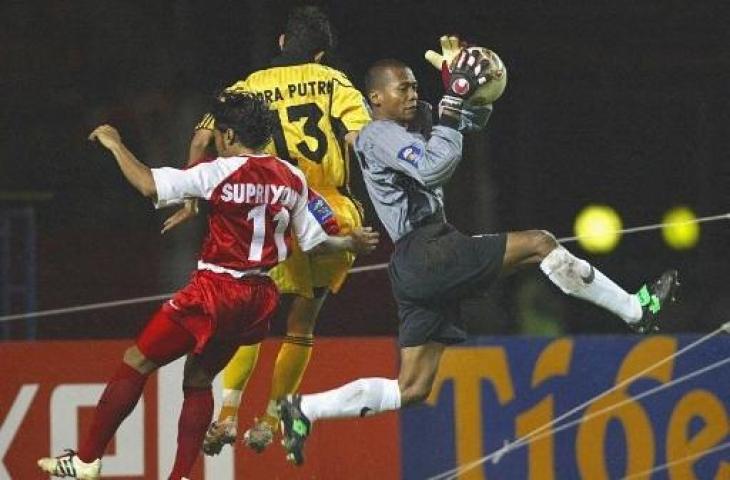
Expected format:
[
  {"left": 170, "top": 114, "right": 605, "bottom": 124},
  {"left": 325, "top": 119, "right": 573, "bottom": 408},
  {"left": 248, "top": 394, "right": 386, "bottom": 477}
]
[
  {"left": 399, "top": 379, "right": 433, "bottom": 406},
  {"left": 312, "top": 286, "right": 329, "bottom": 299},
  {"left": 531, "top": 230, "right": 559, "bottom": 259},
  {"left": 123, "top": 346, "right": 157, "bottom": 374},
  {"left": 183, "top": 368, "right": 215, "bottom": 389},
  {"left": 287, "top": 317, "right": 317, "bottom": 335},
  {"left": 183, "top": 377, "right": 213, "bottom": 389},
  {"left": 286, "top": 291, "right": 327, "bottom": 334}
]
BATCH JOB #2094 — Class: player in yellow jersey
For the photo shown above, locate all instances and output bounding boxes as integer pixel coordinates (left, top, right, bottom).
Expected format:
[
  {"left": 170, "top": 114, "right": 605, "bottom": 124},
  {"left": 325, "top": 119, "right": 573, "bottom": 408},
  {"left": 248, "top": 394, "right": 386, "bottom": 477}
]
[{"left": 163, "top": 6, "right": 371, "bottom": 455}]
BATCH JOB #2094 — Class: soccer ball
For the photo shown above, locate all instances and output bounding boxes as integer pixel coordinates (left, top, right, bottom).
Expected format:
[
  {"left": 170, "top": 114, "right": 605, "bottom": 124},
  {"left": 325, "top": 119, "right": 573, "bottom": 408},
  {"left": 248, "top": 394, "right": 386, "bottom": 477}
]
[{"left": 451, "top": 47, "right": 508, "bottom": 106}]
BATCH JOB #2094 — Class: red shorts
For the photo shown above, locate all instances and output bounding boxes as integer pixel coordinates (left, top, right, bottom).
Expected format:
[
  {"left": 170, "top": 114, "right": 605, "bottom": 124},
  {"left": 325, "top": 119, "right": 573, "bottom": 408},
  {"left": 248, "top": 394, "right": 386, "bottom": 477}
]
[{"left": 137, "top": 270, "right": 279, "bottom": 364}]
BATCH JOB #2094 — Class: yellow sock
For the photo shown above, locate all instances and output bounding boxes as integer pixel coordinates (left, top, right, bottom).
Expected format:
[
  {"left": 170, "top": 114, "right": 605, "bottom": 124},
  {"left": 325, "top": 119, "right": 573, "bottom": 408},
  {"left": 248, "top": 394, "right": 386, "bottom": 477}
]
[
  {"left": 218, "top": 343, "right": 260, "bottom": 422},
  {"left": 262, "top": 335, "right": 313, "bottom": 428}
]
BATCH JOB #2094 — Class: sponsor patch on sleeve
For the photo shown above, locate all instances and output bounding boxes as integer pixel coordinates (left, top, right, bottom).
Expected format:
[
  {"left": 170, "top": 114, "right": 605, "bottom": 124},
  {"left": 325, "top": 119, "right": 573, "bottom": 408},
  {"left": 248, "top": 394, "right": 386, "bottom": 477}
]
[
  {"left": 307, "top": 191, "right": 340, "bottom": 234},
  {"left": 397, "top": 144, "right": 424, "bottom": 167}
]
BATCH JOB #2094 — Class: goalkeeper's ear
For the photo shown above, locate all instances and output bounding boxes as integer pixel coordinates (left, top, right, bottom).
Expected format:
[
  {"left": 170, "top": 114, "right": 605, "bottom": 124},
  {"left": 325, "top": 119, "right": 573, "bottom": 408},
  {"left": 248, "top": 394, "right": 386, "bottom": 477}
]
[{"left": 367, "top": 90, "right": 382, "bottom": 108}]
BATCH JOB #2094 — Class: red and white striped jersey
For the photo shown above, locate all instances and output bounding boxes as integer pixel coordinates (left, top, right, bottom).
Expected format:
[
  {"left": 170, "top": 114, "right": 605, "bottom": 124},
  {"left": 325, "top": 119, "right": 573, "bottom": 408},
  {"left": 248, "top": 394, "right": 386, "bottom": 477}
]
[{"left": 152, "top": 154, "right": 329, "bottom": 273}]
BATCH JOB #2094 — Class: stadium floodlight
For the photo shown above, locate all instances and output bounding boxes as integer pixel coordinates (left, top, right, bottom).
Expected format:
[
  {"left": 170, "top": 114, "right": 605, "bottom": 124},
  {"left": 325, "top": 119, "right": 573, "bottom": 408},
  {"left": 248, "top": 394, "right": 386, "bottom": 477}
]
[{"left": 573, "top": 204, "right": 622, "bottom": 254}]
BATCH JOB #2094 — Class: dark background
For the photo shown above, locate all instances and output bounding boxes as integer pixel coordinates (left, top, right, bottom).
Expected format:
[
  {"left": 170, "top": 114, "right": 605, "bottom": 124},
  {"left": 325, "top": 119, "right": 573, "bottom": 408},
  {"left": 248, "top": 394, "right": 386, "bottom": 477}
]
[{"left": 1, "top": 0, "right": 729, "bottom": 340}]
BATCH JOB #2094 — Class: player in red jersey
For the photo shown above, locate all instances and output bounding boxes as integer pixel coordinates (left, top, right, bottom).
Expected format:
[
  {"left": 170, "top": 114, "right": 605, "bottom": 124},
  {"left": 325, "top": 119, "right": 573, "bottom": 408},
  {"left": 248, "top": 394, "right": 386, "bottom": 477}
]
[{"left": 36, "top": 92, "right": 378, "bottom": 480}]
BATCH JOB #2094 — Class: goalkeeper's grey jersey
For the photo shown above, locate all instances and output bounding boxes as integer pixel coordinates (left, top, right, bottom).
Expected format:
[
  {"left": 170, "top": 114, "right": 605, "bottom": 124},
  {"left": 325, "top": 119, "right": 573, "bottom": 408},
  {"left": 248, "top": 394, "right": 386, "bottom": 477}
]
[{"left": 354, "top": 120, "right": 463, "bottom": 242}]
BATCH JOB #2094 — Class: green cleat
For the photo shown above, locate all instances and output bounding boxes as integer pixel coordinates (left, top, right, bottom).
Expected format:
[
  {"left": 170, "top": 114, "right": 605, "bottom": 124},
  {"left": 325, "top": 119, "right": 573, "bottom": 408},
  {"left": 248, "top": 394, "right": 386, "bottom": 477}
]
[
  {"left": 277, "top": 394, "right": 311, "bottom": 466},
  {"left": 631, "top": 269, "right": 680, "bottom": 334}
]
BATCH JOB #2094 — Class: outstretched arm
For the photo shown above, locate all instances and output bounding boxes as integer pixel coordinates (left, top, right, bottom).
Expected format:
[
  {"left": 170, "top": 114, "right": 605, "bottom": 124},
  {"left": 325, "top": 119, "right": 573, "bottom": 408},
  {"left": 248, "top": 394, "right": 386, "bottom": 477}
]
[{"left": 88, "top": 125, "right": 156, "bottom": 198}]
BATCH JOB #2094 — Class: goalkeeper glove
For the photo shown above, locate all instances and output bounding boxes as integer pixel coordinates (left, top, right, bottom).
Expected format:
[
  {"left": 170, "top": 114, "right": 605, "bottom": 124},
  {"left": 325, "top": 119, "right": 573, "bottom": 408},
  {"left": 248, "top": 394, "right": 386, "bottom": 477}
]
[{"left": 439, "top": 49, "right": 492, "bottom": 128}]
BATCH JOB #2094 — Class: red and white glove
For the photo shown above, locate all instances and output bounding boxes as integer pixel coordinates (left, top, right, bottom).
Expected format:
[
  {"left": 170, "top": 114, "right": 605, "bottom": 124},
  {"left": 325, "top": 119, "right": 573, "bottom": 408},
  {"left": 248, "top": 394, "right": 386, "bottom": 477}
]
[{"left": 438, "top": 49, "right": 491, "bottom": 128}]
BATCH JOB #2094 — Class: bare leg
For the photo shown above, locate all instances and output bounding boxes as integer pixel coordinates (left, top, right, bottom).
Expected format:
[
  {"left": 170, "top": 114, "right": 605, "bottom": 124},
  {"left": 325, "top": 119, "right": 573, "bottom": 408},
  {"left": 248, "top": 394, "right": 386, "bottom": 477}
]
[
  {"left": 501, "top": 230, "right": 642, "bottom": 324},
  {"left": 277, "top": 341, "right": 445, "bottom": 465},
  {"left": 291, "top": 340, "right": 446, "bottom": 422},
  {"left": 398, "top": 341, "right": 447, "bottom": 406}
]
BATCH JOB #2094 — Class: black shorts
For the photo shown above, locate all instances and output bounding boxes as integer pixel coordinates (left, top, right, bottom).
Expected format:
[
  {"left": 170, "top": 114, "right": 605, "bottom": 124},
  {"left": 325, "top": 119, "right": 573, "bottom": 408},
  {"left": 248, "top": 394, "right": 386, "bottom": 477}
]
[{"left": 388, "top": 222, "right": 506, "bottom": 347}]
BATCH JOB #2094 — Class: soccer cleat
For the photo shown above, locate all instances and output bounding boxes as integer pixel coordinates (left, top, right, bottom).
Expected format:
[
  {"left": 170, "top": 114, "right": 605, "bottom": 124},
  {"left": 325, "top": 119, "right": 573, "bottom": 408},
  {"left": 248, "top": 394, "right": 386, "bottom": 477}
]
[
  {"left": 37, "top": 449, "right": 101, "bottom": 479},
  {"left": 242, "top": 418, "right": 275, "bottom": 453},
  {"left": 202, "top": 416, "right": 237, "bottom": 456},
  {"left": 631, "top": 269, "right": 680, "bottom": 334},
  {"left": 278, "top": 394, "right": 311, "bottom": 466}
]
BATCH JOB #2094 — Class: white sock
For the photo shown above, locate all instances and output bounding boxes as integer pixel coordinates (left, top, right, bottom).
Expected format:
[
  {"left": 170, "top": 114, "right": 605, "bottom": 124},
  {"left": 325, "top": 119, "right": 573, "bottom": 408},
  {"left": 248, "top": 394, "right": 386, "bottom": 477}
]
[
  {"left": 300, "top": 378, "right": 401, "bottom": 422},
  {"left": 540, "top": 247, "right": 642, "bottom": 324}
]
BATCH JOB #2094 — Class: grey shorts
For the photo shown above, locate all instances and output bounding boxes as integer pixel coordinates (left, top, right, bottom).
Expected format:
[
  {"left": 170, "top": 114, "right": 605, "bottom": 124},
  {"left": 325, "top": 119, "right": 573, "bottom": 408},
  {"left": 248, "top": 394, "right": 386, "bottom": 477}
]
[{"left": 388, "top": 222, "right": 506, "bottom": 347}]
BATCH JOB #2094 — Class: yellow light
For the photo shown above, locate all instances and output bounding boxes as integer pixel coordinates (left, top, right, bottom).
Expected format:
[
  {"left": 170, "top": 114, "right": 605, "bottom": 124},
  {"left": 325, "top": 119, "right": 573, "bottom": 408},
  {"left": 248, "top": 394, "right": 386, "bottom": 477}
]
[
  {"left": 662, "top": 206, "right": 699, "bottom": 250},
  {"left": 574, "top": 205, "right": 622, "bottom": 254}
]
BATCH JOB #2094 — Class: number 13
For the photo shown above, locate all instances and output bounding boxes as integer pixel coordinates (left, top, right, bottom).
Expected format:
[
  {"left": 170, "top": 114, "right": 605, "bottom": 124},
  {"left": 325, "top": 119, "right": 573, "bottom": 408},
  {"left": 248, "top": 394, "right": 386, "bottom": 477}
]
[{"left": 271, "top": 103, "right": 328, "bottom": 164}]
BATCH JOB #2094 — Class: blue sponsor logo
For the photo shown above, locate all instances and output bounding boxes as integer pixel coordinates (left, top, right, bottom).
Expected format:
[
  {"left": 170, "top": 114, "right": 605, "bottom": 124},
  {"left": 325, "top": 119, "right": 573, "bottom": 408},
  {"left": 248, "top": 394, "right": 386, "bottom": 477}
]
[
  {"left": 308, "top": 197, "right": 334, "bottom": 224},
  {"left": 397, "top": 144, "right": 423, "bottom": 167}
]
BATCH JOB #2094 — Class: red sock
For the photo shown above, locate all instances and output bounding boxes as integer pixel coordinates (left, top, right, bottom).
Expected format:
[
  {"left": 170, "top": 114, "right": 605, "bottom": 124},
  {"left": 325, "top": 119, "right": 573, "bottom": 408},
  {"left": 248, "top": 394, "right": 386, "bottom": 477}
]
[
  {"left": 77, "top": 363, "right": 148, "bottom": 463},
  {"left": 168, "top": 386, "right": 213, "bottom": 480}
]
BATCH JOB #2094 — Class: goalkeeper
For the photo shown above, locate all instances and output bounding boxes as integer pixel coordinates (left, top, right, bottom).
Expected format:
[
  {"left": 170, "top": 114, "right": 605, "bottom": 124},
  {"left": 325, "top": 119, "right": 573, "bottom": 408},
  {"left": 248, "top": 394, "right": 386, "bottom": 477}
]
[{"left": 275, "top": 44, "right": 679, "bottom": 466}]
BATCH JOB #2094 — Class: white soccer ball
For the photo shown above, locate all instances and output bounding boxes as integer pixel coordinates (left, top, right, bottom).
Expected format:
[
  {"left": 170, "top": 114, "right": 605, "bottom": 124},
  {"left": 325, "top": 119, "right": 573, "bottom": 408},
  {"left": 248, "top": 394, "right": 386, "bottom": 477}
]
[{"left": 451, "top": 47, "right": 508, "bottom": 106}]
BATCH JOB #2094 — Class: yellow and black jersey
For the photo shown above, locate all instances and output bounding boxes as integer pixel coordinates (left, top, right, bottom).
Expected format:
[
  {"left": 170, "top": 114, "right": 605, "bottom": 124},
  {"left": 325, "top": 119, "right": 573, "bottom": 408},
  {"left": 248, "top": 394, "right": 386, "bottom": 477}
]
[{"left": 197, "top": 63, "right": 370, "bottom": 191}]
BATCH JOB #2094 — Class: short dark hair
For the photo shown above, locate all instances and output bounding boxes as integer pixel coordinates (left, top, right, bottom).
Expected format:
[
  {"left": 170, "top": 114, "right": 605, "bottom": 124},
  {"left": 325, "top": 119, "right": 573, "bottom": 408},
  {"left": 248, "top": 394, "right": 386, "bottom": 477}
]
[
  {"left": 211, "top": 92, "right": 273, "bottom": 150},
  {"left": 282, "top": 6, "right": 335, "bottom": 59},
  {"left": 364, "top": 58, "right": 409, "bottom": 97}
]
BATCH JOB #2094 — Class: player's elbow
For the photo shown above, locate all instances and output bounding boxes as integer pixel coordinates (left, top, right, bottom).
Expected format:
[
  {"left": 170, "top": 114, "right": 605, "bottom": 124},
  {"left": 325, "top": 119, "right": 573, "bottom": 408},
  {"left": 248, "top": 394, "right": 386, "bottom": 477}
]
[
  {"left": 422, "top": 177, "right": 441, "bottom": 188},
  {"left": 422, "top": 171, "right": 448, "bottom": 188},
  {"left": 138, "top": 175, "right": 158, "bottom": 198},
  {"left": 140, "top": 183, "right": 157, "bottom": 199},
  {"left": 190, "top": 129, "right": 212, "bottom": 147},
  {"left": 422, "top": 160, "right": 459, "bottom": 187},
  {"left": 304, "top": 235, "right": 349, "bottom": 255},
  {"left": 304, "top": 244, "right": 324, "bottom": 255},
  {"left": 420, "top": 157, "right": 459, "bottom": 187},
  {"left": 344, "top": 131, "right": 359, "bottom": 148},
  {"left": 303, "top": 240, "right": 330, "bottom": 255}
]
